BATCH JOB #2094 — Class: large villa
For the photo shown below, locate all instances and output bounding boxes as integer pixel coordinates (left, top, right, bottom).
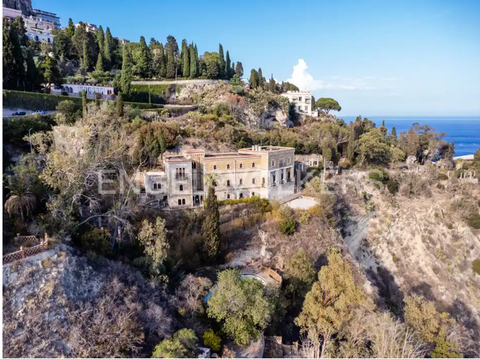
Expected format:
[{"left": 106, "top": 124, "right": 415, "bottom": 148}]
[{"left": 144, "top": 146, "right": 297, "bottom": 208}]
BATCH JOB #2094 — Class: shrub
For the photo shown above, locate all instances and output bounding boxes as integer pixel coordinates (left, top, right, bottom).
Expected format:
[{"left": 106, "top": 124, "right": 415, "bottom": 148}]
[
  {"left": 386, "top": 178, "right": 399, "bottom": 194},
  {"left": 152, "top": 329, "right": 197, "bottom": 358},
  {"left": 80, "top": 228, "right": 111, "bottom": 256},
  {"left": 279, "top": 218, "right": 296, "bottom": 235},
  {"left": 3, "top": 115, "right": 55, "bottom": 146},
  {"left": 466, "top": 213, "right": 480, "bottom": 229},
  {"left": 203, "top": 329, "right": 221, "bottom": 352},
  {"left": 472, "top": 259, "right": 480, "bottom": 275},
  {"left": 299, "top": 211, "right": 311, "bottom": 224},
  {"left": 438, "top": 173, "right": 449, "bottom": 181},
  {"left": 368, "top": 168, "right": 389, "bottom": 183},
  {"left": 56, "top": 100, "right": 81, "bottom": 124}
]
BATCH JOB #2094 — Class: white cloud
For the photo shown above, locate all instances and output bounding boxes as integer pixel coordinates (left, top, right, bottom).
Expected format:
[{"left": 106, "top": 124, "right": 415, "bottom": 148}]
[{"left": 286, "top": 59, "right": 397, "bottom": 91}]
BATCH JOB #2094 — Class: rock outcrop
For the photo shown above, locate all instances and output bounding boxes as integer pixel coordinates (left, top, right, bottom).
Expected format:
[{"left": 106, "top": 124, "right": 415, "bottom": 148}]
[{"left": 3, "top": 0, "right": 32, "bottom": 15}]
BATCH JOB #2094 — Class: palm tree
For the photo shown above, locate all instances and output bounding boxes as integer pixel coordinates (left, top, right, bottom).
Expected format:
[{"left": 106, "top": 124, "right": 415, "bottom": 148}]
[
  {"left": 204, "top": 173, "right": 219, "bottom": 188},
  {"left": 4, "top": 187, "right": 36, "bottom": 222}
]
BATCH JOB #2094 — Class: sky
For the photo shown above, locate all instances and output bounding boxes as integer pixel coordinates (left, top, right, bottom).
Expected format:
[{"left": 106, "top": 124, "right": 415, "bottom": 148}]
[{"left": 36, "top": 0, "right": 480, "bottom": 116}]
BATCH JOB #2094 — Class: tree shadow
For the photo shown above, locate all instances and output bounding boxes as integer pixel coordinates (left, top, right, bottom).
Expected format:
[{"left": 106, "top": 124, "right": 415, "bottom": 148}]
[
  {"left": 366, "top": 265, "right": 405, "bottom": 317},
  {"left": 448, "top": 298, "right": 480, "bottom": 355},
  {"left": 410, "top": 281, "right": 436, "bottom": 301}
]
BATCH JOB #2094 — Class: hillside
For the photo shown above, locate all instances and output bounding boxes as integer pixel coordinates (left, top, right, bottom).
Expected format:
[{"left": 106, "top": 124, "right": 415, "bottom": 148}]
[
  {"left": 333, "top": 169, "right": 480, "bottom": 354},
  {"left": 3, "top": 245, "right": 174, "bottom": 358}
]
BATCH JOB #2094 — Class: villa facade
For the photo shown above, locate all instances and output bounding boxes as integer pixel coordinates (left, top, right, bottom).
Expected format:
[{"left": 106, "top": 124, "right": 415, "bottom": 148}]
[
  {"left": 144, "top": 146, "right": 296, "bottom": 208},
  {"left": 281, "top": 90, "right": 315, "bottom": 117}
]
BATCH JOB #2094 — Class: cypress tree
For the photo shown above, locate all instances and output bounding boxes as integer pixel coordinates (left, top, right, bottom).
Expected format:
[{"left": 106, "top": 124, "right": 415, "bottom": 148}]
[
  {"left": 116, "top": 92, "right": 124, "bottom": 117},
  {"left": 194, "top": 44, "right": 199, "bottom": 76},
  {"left": 182, "top": 40, "right": 189, "bottom": 78},
  {"left": 218, "top": 43, "right": 225, "bottom": 77},
  {"left": 391, "top": 127, "right": 397, "bottom": 145},
  {"left": 225, "top": 50, "right": 231, "bottom": 79},
  {"left": 96, "top": 25, "right": 104, "bottom": 57},
  {"left": 164, "top": 36, "right": 178, "bottom": 79},
  {"left": 138, "top": 36, "right": 152, "bottom": 78},
  {"left": 249, "top": 69, "right": 259, "bottom": 89},
  {"left": 189, "top": 43, "right": 196, "bottom": 78},
  {"left": 258, "top": 68, "right": 264, "bottom": 87},
  {"left": 66, "top": 18, "right": 75, "bottom": 37},
  {"left": 81, "top": 90, "right": 87, "bottom": 118},
  {"left": 95, "top": 52, "right": 104, "bottom": 72},
  {"left": 82, "top": 41, "right": 89, "bottom": 69},
  {"left": 268, "top": 74, "right": 276, "bottom": 93},
  {"left": 158, "top": 43, "right": 166, "bottom": 77},
  {"left": 25, "top": 48, "right": 37, "bottom": 91},
  {"left": 235, "top": 62, "right": 244, "bottom": 77},
  {"left": 121, "top": 46, "right": 133, "bottom": 94},
  {"left": 202, "top": 185, "right": 220, "bottom": 261},
  {"left": 104, "top": 27, "right": 114, "bottom": 67}
]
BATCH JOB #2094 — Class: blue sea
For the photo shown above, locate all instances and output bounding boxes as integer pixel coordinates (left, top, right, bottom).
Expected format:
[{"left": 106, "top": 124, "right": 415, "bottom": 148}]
[{"left": 341, "top": 116, "right": 480, "bottom": 157}]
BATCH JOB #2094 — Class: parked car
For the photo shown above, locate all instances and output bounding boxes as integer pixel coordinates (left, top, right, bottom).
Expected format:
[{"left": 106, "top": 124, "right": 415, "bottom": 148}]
[
  {"left": 12, "top": 111, "right": 26, "bottom": 116},
  {"left": 33, "top": 110, "right": 47, "bottom": 115}
]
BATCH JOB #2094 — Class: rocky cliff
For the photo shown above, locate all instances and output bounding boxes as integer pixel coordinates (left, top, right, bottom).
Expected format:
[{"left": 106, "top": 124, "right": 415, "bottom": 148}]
[{"left": 3, "top": 0, "right": 32, "bottom": 15}]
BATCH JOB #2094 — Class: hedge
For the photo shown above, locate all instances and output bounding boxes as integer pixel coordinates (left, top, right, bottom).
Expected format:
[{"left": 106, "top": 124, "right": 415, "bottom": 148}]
[
  {"left": 3, "top": 90, "right": 162, "bottom": 111},
  {"left": 3, "top": 90, "right": 83, "bottom": 111},
  {"left": 128, "top": 84, "right": 175, "bottom": 104}
]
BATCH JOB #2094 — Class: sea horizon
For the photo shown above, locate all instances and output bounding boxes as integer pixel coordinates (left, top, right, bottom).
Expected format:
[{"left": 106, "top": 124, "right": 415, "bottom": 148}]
[{"left": 340, "top": 115, "right": 480, "bottom": 157}]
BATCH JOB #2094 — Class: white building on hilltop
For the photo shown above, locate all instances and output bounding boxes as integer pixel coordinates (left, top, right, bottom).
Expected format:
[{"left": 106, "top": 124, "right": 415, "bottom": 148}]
[{"left": 281, "top": 90, "right": 315, "bottom": 117}]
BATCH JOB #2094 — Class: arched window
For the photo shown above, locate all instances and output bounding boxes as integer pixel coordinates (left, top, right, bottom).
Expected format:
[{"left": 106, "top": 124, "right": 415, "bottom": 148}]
[
  {"left": 178, "top": 199, "right": 181, "bottom": 205},
  {"left": 239, "top": 179, "right": 243, "bottom": 185},
  {"left": 227, "top": 180, "right": 230, "bottom": 187},
  {"left": 213, "top": 165, "right": 217, "bottom": 170},
  {"left": 227, "top": 164, "right": 230, "bottom": 169},
  {"left": 227, "top": 194, "right": 230, "bottom": 199},
  {"left": 252, "top": 162, "right": 255, "bottom": 168},
  {"left": 239, "top": 193, "right": 243, "bottom": 199},
  {"left": 252, "top": 192, "right": 255, "bottom": 196},
  {"left": 252, "top": 178, "right": 255, "bottom": 184},
  {"left": 239, "top": 163, "right": 243, "bottom": 169},
  {"left": 179, "top": 185, "right": 184, "bottom": 191},
  {"left": 182, "top": 199, "right": 186, "bottom": 205}
]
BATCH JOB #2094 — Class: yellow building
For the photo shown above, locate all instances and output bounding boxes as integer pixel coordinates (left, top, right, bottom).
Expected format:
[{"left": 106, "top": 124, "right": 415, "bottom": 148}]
[{"left": 144, "top": 146, "right": 296, "bottom": 208}]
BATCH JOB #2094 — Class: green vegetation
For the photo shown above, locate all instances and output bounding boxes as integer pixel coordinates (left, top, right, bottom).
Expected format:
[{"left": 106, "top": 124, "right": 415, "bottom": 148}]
[
  {"left": 315, "top": 97, "right": 342, "bottom": 115},
  {"left": 466, "top": 213, "right": 480, "bottom": 229},
  {"left": 3, "top": 114, "right": 55, "bottom": 146},
  {"left": 202, "top": 185, "right": 221, "bottom": 261},
  {"left": 295, "top": 249, "right": 372, "bottom": 357},
  {"left": 283, "top": 248, "right": 316, "bottom": 299},
  {"left": 278, "top": 218, "right": 296, "bottom": 235},
  {"left": 472, "top": 259, "right": 480, "bottom": 275},
  {"left": 202, "top": 329, "right": 221, "bottom": 352},
  {"left": 152, "top": 329, "right": 197, "bottom": 358},
  {"left": 206, "top": 269, "right": 275, "bottom": 345}
]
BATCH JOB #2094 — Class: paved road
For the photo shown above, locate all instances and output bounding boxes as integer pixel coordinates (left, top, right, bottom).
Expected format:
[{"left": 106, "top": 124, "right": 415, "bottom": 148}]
[
  {"left": 3, "top": 108, "right": 56, "bottom": 117},
  {"left": 131, "top": 79, "right": 228, "bottom": 85}
]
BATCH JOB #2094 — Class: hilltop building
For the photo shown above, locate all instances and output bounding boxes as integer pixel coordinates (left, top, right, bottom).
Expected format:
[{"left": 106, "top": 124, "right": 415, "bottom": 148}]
[
  {"left": 281, "top": 90, "right": 315, "bottom": 117},
  {"left": 31, "top": 9, "right": 61, "bottom": 29},
  {"left": 143, "top": 146, "right": 296, "bottom": 208},
  {"left": 76, "top": 22, "right": 98, "bottom": 33}
]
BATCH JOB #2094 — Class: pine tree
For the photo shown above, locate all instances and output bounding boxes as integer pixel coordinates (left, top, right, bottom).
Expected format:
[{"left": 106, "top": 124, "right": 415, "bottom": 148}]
[
  {"left": 225, "top": 50, "right": 231, "bottom": 79},
  {"left": 138, "top": 36, "right": 152, "bottom": 78},
  {"left": 189, "top": 43, "right": 196, "bottom": 78},
  {"left": 121, "top": 47, "right": 133, "bottom": 94},
  {"left": 202, "top": 185, "right": 220, "bottom": 261},
  {"left": 82, "top": 41, "right": 89, "bottom": 69},
  {"left": 95, "top": 52, "right": 104, "bottom": 72},
  {"left": 81, "top": 90, "right": 87, "bottom": 118},
  {"left": 116, "top": 92, "right": 124, "bottom": 117},
  {"left": 96, "top": 25, "right": 104, "bottom": 57},
  {"left": 66, "top": 18, "right": 75, "bottom": 37},
  {"left": 104, "top": 27, "right": 114, "bottom": 67},
  {"left": 235, "top": 62, "right": 244, "bottom": 77},
  {"left": 346, "top": 128, "right": 355, "bottom": 161},
  {"left": 295, "top": 249, "right": 371, "bottom": 358},
  {"left": 182, "top": 39, "right": 189, "bottom": 78},
  {"left": 391, "top": 127, "right": 397, "bottom": 145},
  {"left": 218, "top": 44, "right": 225, "bottom": 78}
]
